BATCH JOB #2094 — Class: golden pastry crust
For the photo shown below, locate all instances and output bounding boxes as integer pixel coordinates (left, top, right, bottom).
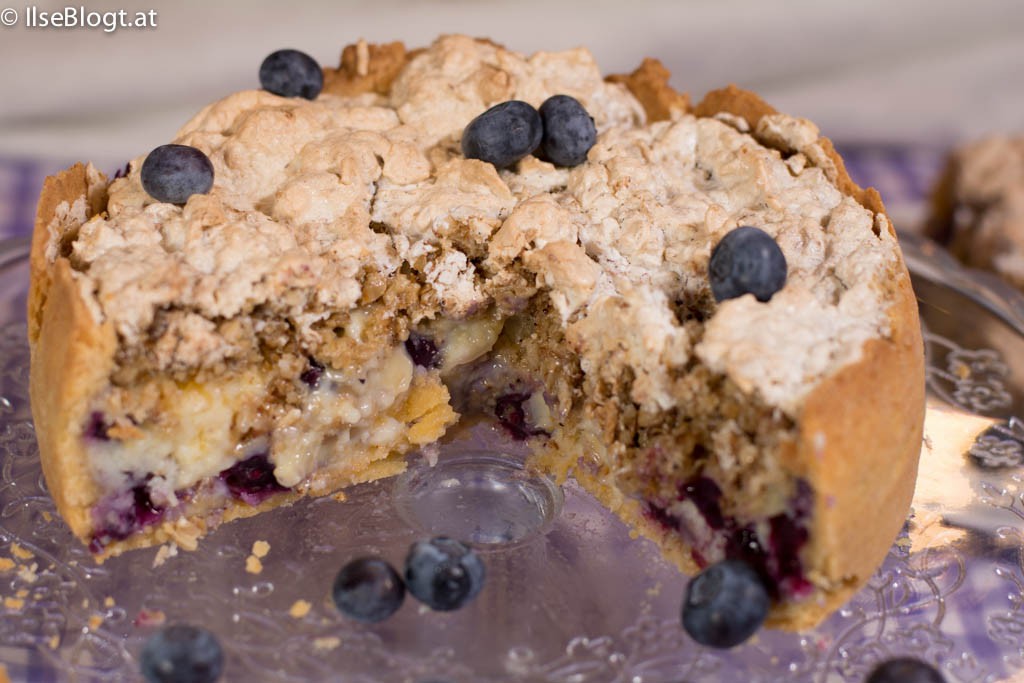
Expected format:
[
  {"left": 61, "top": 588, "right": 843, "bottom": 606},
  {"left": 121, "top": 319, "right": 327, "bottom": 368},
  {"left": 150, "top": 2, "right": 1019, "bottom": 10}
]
[
  {"left": 606, "top": 57, "right": 689, "bottom": 123},
  {"left": 28, "top": 38, "right": 925, "bottom": 631},
  {"left": 29, "top": 165, "right": 115, "bottom": 543}
]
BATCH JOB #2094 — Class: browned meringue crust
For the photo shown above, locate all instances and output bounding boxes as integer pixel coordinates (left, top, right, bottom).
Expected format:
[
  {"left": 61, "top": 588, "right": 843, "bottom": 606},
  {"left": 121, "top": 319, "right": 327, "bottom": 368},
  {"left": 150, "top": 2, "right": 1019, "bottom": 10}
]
[{"left": 29, "top": 37, "right": 924, "bottom": 630}]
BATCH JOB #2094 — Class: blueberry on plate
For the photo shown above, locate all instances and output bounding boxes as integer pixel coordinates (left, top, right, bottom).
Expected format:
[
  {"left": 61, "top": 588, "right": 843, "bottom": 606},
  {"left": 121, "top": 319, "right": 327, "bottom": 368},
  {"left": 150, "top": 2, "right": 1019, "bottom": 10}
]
[
  {"left": 259, "top": 48, "right": 323, "bottom": 100},
  {"left": 140, "top": 144, "right": 214, "bottom": 205},
  {"left": 140, "top": 623, "right": 224, "bottom": 683},
  {"left": 404, "top": 536, "right": 485, "bottom": 611},
  {"left": 538, "top": 94, "right": 597, "bottom": 167},
  {"left": 461, "top": 100, "right": 543, "bottom": 170},
  {"left": 708, "top": 226, "right": 787, "bottom": 303},
  {"left": 681, "top": 559, "right": 769, "bottom": 649},
  {"left": 866, "top": 658, "right": 946, "bottom": 683},
  {"left": 332, "top": 557, "right": 406, "bottom": 623}
]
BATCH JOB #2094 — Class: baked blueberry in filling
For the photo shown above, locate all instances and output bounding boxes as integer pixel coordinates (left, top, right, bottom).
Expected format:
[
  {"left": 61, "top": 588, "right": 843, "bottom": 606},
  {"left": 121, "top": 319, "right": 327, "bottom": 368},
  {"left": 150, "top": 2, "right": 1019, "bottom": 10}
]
[
  {"left": 493, "top": 392, "right": 548, "bottom": 441},
  {"left": 218, "top": 453, "right": 288, "bottom": 505},
  {"left": 299, "top": 357, "right": 325, "bottom": 388},
  {"left": 644, "top": 475, "right": 813, "bottom": 600},
  {"left": 88, "top": 454, "right": 290, "bottom": 553},
  {"left": 404, "top": 332, "right": 441, "bottom": 369},
  {"left": 84, "top": 411, "right": 111, "bottom": 441},
  {"left": 90, "top": 480, "right": 166, "bottom": 553}
]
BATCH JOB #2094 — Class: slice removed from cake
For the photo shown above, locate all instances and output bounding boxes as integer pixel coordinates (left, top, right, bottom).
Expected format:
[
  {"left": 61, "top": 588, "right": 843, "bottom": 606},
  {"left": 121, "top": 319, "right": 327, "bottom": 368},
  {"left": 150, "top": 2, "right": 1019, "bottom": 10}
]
[{"left": 29, "top": 35, "right": 924, "bottom": 629}]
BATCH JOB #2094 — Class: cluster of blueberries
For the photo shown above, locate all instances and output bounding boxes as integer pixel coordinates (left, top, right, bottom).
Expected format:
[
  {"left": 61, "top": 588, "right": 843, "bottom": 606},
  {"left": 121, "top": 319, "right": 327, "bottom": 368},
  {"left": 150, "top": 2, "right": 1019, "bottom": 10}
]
[
  {"left": 138, "top": 551, "right": 946, "bottom": 683},
  {"left": 139, "top": 536, "right": 484, "bottom": 683},
  {"left": 333, "top": 536, "right": 486, "bottom": 621}
]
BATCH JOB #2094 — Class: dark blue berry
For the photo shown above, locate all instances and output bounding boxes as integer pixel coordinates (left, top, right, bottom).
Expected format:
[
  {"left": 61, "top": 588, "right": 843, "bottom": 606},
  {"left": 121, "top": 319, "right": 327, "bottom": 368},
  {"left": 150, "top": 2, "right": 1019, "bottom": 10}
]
[
  {"left": 867, "top": 658, "right": 946, "bottom": 683},
  {"left": 404, "top": 537, "right": 485, "bottom": 611},
  {"left": 461, "top": 100, "right": 543, "bottom": 169},
  {"left": 140, "top": 144, "right": 214, "bottom": 205},
  {"left": 681, "top": 559, "right": 769, "bottom": 649},
  {"left": 259, "top": 49, "right": 323, "bottom": 100},
  {"left": 708, "top": 226, "right": 787, "bottom": 303},
  {"left": 332, "top": 557, "right": 405, "bottom": 623},
  {"left": 405, "top": 332, "right": 441, "bottom": 369},
  {"left": 140, "top": 624, "right": 224, "bottom": 683},
  {"left": 300, "top": 357, "right": 325, "bottom": 388},
  {"left": 538, "top": 95, "right": 597, "bottom": 167},
  {"left": 218, "top": 454, "right": 287, "bottom": 505}
]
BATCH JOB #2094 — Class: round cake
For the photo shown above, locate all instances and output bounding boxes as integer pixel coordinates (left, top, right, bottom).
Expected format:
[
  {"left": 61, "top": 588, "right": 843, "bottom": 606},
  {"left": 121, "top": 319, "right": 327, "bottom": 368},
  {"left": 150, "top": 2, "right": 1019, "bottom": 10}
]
[{"left": 28, "top": 35, "right": 925, "bottom": 630}]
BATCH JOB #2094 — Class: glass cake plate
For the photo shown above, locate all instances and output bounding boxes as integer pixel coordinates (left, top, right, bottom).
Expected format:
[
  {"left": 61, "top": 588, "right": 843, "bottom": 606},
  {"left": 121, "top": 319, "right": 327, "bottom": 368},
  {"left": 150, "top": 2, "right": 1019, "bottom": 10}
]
[{"left": 3, "top": 233, "right": 1024, "bottom": 683}]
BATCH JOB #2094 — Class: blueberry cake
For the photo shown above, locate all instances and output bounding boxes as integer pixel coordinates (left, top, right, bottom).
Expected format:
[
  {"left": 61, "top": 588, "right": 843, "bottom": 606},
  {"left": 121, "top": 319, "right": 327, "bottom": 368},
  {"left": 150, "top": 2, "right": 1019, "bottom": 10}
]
[
  {"left": 927, "top": 136, "right": 1024, "bottom": 288},
  {"left": 29, "top": 35, "right": 925, "bottom": 629}
]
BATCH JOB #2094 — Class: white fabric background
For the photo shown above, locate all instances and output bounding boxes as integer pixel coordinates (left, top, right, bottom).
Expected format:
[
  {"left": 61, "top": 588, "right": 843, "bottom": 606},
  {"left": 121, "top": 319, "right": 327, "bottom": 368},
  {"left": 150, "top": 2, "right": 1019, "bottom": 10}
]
[{"left": 1, "top": 0, "right": 1022, "bottom": 163}]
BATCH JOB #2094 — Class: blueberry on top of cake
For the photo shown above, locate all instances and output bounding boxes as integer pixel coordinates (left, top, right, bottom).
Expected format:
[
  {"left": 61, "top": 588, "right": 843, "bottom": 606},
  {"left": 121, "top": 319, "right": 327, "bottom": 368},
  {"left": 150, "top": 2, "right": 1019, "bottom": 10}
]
[{"left": 28, "top": 35, "right": 924, "bottom": 630}]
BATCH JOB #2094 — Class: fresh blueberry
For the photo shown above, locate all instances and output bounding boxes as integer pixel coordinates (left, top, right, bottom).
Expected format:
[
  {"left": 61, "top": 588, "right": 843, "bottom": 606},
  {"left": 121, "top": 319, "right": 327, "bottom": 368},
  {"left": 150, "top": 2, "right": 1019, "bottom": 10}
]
[
  {"left": 259, "top": 48, "right": 323, "bottom": 100},
  {"left": 461, "top": 100, "right": 543, "bottom": 169},
  {"left": 404, "top": 537, "right": 485, "bottom": 611},
  {"left": 405, "top": 332, "right": 441, "bottom": 369},
  {"left": 708, "top": 226, "right": 787, "bottom": 303},
  {"left": 140, "top": 624, "right": 224, "bottom": 683},
  {"left": 332, "top": 557, "right": 406, "bottom": 623},
  {"left": 681, "top": 559, "right": 770, "bottom": 649},
  {"left": 866, "top": 658, "right": 946, "bottom": 683},
  {"left": 538, "top": 95, "right": 597, "bottom": 167},
  {"left": 140, "top": 144, "right": 214, "bottom": 205}
]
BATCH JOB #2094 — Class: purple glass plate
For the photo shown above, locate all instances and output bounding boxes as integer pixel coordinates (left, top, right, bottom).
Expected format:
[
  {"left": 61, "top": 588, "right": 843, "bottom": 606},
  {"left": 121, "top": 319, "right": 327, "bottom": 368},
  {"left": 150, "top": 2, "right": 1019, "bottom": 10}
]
[{"left": 2, "top": 234, "right": 1024, "bottom": 682}]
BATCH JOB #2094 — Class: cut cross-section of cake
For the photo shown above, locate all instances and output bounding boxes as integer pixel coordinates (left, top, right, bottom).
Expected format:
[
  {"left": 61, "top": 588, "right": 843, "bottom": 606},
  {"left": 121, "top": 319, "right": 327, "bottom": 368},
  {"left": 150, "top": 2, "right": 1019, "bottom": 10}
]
[{"left": 28, "top": 35, "right": 925, "bottom": 630}]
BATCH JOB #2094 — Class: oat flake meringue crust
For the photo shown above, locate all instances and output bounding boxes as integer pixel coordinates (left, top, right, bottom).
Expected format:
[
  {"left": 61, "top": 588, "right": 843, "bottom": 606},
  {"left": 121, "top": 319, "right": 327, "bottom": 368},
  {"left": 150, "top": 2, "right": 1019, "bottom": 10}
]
[{"left": 28, "top": 35, "right": 925, "bottom": 630}]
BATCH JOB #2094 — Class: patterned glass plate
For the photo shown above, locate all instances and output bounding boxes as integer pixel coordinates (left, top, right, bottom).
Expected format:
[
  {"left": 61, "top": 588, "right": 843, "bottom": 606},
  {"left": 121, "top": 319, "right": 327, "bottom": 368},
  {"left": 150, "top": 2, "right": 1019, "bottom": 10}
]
[{"left": 2, "top": 233, "right": 1024, "bottom": 683}]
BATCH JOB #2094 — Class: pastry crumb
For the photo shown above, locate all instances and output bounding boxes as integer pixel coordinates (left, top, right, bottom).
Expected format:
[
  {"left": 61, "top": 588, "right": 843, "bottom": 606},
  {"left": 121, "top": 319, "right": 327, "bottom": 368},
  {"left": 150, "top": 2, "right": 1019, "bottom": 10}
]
[
  {"left": 103, "top": 596, "right": 115, "bottom": 608},
  {"left": 48, "top": 635, "right": 60, "bottom": 650},
  {"left": 17, "top": 563, "right": 39, "bottom": 584},
  {"left": 9, "top": 543, "right": 33, "bottom": 561},
  {"left": 41, "top": 510, "right": 53, "bottom": 523},
  {"left": 87, "top": 614, "right": 104, "bottom": 631},
  {"left": 289, "top": 599, "right": 312, "bottom": 618},
  {"left": 152, "top": 544, "right": 178, "bottom": 568},
  {"left": 3, "top": 597, "right": 24, "bottom": 610},
  {"left": 15, "top": 589, "right": 28, "bottom": 599},
  {"left": 0, "top": 558, "right": 15, "bottom": 572},
  {"left": 245, "top": 555, "right": 263, "bottom": 575},
  {"left": 251, "top": 540, "right": 270, "bottom": 558},
  {"left": 331, "top": 491, "right": 348, "bottom": 503},
  {"left": 313, "top": 636, "right": 341, "bottom": 652}
]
